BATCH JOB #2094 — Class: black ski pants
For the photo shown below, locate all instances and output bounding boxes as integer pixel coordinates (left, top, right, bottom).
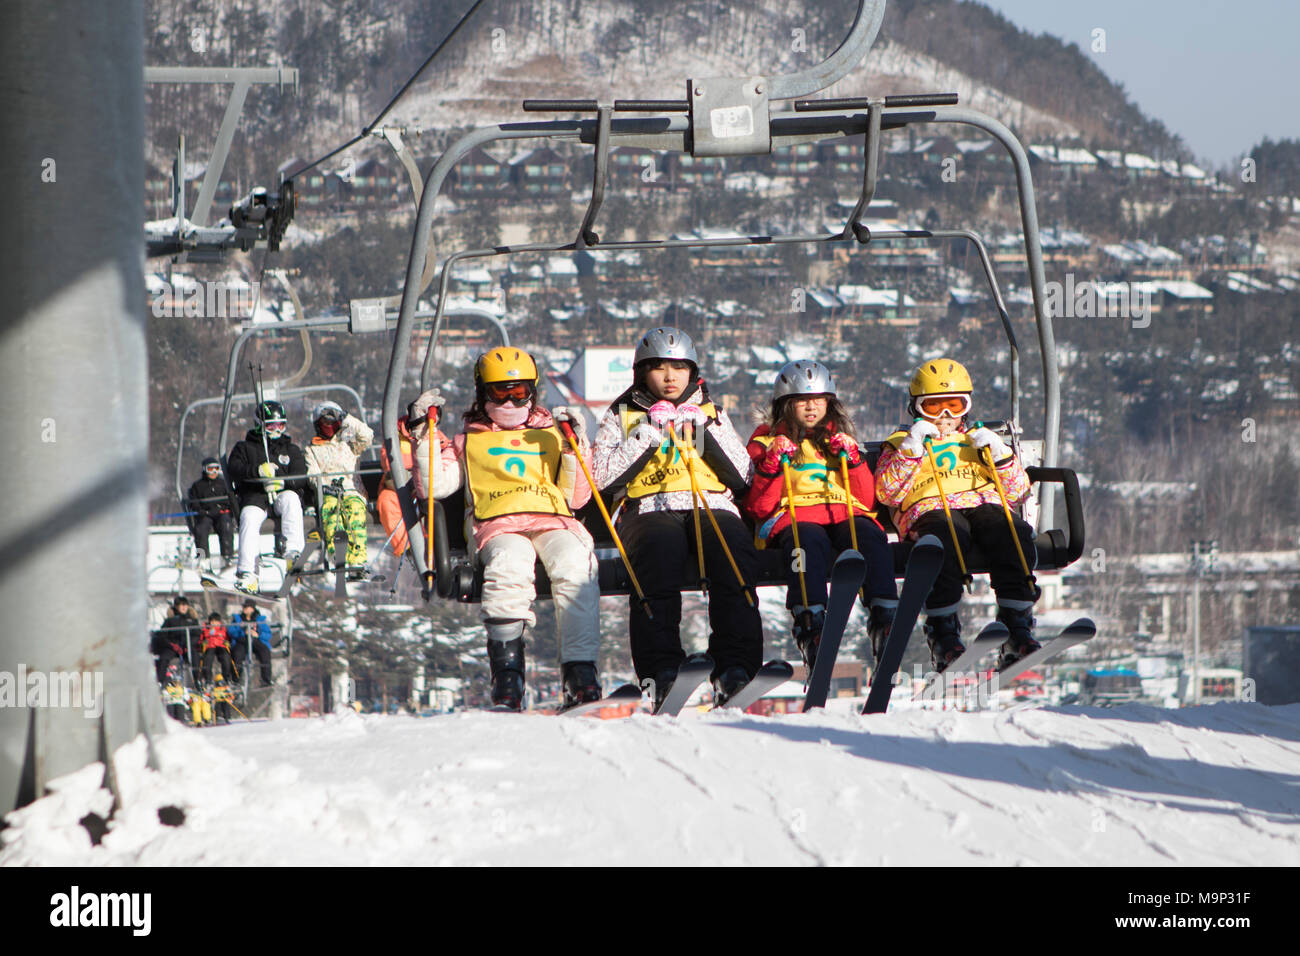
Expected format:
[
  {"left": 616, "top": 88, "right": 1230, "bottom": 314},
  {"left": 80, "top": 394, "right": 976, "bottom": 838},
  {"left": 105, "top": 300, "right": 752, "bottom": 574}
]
[
  {"left": 771, "top": 517, "right": 897, "bottom": 612},
  {"left": 911, "top": 504, "right": 1037, "bottom": 610},
  {"left": 192, "top": 512, "right": 235, "bottom": 559},
  {"left": 232, "top": 638, "right": 272, "bottom": 684},
  {"left": 202, "top": 647, "right": 236, "bottom": 685},
  {"left": 619, "top": 508, "right": 763, "bottom": 682}
]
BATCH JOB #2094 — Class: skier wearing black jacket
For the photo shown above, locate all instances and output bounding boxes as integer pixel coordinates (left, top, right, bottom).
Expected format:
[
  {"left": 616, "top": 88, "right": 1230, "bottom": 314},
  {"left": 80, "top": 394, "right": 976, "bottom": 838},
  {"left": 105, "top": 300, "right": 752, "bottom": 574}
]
[
  {"left": 187, "top": 457, "right": 235, "bottom": 572},
  {"left": 151, "top": 596, "right": 200, "bottom": 685},
  {"left": 226, "top": 400, "right": 308, "bottom": 594}
]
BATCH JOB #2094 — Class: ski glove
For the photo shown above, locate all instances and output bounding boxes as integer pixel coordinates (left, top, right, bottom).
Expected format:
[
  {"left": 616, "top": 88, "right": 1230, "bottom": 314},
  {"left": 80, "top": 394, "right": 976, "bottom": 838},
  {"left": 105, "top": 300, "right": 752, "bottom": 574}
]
[
  {"left": 647, "top": 400, "right": 677, "bottom": 428},
  {"left": 899, "top": 420, "right": 940, "bottom": 458},
  {"left": 676, "top": 403, "right": 708, "bottom": 428},
  {"left": 827, "top": 432, "right": 860, "bottom": 464},
  {"left": 967, "top": 427, "right": 1011, "bottom": 461},
  {"left": 551, "top": 405, "right": 583, "bottom": 426},
  {"left": 257, "top": 461, "right": 284, "bottom": 493},
  {"left": 761, "top": 435, "right": 799, "bottom": 472}
]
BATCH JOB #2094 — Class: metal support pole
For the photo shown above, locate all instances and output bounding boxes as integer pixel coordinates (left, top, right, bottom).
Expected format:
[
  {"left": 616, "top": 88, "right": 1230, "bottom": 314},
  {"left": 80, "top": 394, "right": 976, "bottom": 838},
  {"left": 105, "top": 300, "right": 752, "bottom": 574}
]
[{"left": 1, "top": 0, "right": 162, "bottom": 816}]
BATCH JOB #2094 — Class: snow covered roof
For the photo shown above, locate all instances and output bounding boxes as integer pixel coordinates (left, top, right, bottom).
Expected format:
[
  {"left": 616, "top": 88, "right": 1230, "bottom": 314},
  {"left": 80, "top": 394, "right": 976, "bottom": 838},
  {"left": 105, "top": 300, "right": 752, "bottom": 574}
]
[
  {"left": 546, "top": 257, "right": 579, "bottom": 276},
  {"left": 1029, "top": 145, "right": 1098, "bottom": 165},
  {"left": 837, "top": 284, "right": 918, "bottom": 307},
  {"left": 749, "top": 345, "right": 786, "bottom": 365},
  {"left": 1095, "top": 150, "right": 1161, "bottom": 171}
]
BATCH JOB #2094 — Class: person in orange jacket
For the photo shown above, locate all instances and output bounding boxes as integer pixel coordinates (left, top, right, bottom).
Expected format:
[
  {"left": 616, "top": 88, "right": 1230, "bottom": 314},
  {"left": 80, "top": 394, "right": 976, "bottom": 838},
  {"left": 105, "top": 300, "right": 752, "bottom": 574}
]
[
  {"left": 377, "top": 388, "right": 456, "bottom": 556},
  {"left": 199, "top": 613, "right": 236, "bottom": 686},
  {"left": 743, "top": 360, "right": 897, "bottom": 669}
]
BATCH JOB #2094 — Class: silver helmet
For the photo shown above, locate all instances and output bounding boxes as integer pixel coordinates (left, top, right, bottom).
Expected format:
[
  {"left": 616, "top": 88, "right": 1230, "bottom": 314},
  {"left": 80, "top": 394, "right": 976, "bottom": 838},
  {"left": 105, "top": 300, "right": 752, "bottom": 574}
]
[
  {"left": 634, "top": 326, "right": 698, "bottom": 367},
  {"left": 772, "top": 360, "right": 835, "bottom": 401},
  {"left": 312, "top": 400, "right": 344, "bottom": 423}
]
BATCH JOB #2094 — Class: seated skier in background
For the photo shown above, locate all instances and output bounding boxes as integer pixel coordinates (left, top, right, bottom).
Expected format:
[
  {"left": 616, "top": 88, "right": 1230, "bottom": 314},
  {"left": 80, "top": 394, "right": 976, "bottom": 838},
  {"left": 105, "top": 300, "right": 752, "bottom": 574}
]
[{"left": 303, "top": 400, "right": 374, "bottom": 576}]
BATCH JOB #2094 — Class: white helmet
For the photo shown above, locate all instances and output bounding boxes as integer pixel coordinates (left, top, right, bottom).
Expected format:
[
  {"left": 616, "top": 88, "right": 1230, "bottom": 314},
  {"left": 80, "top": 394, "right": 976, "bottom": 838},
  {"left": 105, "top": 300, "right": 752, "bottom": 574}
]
[
  {"left": 634, "top": 326, "right": 698, "bottom": 367},
  {"left": 312, "top": 400, "right": 344, "bottom": 423},
  {"left": 773, "top": 360, "right": 835, "bottom": 401}
]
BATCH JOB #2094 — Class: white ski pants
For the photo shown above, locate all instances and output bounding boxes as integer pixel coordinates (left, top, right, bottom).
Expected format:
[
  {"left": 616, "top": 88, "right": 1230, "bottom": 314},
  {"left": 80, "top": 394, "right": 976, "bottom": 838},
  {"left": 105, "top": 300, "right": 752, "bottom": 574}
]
[
  {"left": 479, "top": 529, "right": 600, "bottom": 663},
  {"left": 237, "top": 494, "right": 305, "bottom": 574}
]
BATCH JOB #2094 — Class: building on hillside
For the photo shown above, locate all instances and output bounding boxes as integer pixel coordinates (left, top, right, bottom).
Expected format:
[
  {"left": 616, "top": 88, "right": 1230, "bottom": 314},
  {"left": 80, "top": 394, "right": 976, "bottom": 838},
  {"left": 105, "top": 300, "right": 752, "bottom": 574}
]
[
  {"left": 1028, "top": 144, "right": 1100, "bottom": 183},
  {"left": 509, "top": 147, "right": 569, "bottom": 196}
]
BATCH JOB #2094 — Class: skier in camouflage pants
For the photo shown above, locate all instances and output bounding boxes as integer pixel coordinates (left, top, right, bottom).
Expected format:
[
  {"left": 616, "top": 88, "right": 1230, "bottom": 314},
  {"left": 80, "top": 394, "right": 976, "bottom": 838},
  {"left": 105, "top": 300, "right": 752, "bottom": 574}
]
[{"left": 304, "top": 401, "right": 375, "bottom": 570}]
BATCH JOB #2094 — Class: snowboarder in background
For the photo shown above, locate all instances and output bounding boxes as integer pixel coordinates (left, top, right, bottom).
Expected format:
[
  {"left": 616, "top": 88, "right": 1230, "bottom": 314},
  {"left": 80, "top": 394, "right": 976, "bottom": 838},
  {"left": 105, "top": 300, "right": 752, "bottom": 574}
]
[
  {"left": 378, "top": 389, "right": 456, "bottom": 556},
  {"left": 592, "top": 326, "right": 763, "bottom": 708},
  {"left": 151, "top": 595, "right": 199, "bottom": 685},
  {"left": 303, "top": 400, "right": 374, "bottom": 576},
  {"left": 228, "top": 600, "right": 274, "bottom": 686},
  {"left": 874, "top": 358, "right": 1039, "bottom": 671},
  {"left": 743, "top": 360, "right": 898, "bottom": 670},
  {"left": 186, "top": 457, "right": 235, "bottom": 574},
  {"left": 440, "top": 347, "right": 602, "bottom": 711},
  {"left": 199, "top": 612, "right": 236, "bottom": 686},
  {"left": 226, "top": 400, "right": 309, "bottom": 594}
]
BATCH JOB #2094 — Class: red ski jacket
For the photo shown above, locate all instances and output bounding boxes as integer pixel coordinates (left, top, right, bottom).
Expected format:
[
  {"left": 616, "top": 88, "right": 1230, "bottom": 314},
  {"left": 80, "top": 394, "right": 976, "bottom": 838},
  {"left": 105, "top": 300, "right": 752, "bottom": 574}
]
[
  {"left": 742, "top": 422, "right": 882, "bottom": 541},
  {"left": 200, "top": 623, "right": 231, "bottom": 652}
]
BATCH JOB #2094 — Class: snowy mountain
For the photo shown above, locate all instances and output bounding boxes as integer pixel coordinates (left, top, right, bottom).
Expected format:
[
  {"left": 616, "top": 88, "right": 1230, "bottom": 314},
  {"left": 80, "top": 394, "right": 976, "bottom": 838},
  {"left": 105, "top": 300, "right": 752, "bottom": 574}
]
[{"left": 4, "top": 702, "right": 1297, "bottom": 866}]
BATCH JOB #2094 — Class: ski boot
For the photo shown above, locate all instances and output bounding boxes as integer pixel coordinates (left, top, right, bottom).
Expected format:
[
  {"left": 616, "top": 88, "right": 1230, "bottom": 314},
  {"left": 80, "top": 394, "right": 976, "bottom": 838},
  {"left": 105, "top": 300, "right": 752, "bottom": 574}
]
[
  {"left": 486, "top": 622, "right": 527, "bottom": 711},
  {"left": 867, "top": 603, "right": 896, "bottom": 665},
  {"left": 924, "top": 612, "right": 965, "bottom": 672},
  {"left": 647, "top": 667, "right": 678, "bottom": 713},
  {"left": 792, "top": 605, "right": 826, "bottom": 673},
  {"left": 711, "top": 665, "right": 751, "bottom": 708},
  {"left": 561, "top": 661, "right": 601, "bottom": 709},
  {"left": 995, "top": 604, "right": 1041, "bottom": 671},
  {"left": 234, "top": 572, "right": 260, "bottom": 595},
  {"left": 285, "top": 550, "right": 302, "bottom": 573}
]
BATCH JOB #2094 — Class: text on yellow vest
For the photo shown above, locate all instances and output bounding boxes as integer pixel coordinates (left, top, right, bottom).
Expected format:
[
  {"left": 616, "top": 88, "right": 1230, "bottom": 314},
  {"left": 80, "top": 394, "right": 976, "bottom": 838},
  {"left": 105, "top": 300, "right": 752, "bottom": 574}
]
[
  {"left": 752, "top": 434, "right": 872, "bottom": 514},
  {"left": 884, "top": 430, "right": 994, "bottom": 513},
  {"left": 620, "top": 404, "right": 727, "bottom": 498},
  {"left": 464, "top": 428, "right": 573, "bottom": 519}
]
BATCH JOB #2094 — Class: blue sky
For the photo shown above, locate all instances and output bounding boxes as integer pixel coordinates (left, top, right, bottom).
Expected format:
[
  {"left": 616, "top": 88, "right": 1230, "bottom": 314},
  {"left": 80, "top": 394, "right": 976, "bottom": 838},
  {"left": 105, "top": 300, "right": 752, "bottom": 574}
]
[{"left": 981, "top": 0, "right": 1300, "bottom": 168}]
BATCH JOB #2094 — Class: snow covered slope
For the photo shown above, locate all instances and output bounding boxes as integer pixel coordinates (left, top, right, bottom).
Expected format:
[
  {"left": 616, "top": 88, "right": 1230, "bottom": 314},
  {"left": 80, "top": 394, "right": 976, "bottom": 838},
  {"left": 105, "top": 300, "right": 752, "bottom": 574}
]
[{"left": 3, "top": 703, "right": 1298, "bottom": 866}]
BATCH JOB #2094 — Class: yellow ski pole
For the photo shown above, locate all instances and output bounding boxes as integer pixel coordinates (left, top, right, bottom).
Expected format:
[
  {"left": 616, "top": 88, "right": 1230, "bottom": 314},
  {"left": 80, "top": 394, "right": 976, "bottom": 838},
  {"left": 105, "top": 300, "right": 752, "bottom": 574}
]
[
  {"left": 673, "top": 424, "right": 755, "bottom": 606},
  {"left": 979, "top": 443, "right": 1035, "bottom": 584},
  {"left": 780, "top": 456, "right": 810, "bottom": 613},
  {"left": 923, "top": 435, "right": 972, "bottom": 592},
  {"left": 558, "top": 420, "right": 653, "bottom": 619},
  {"left": 839, "top": 452, "right": 859, "bottom": 553},
  {"left": 425, "top": 418, "right": 436, "bottom": 589}
]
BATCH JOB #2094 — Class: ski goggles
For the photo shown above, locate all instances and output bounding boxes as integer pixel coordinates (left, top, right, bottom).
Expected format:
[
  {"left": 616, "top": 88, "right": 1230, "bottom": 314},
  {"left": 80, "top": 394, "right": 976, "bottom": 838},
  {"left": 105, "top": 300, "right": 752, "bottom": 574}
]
[
  {"left": 263, "top": 420, "right": 288, "bottom": 436},
  {"left": 917, "top": 394, "right": 971, "bottom": 419},
  {"left": 205, "top": 464, "right": 222, "bottom": 473},
  {"left": 484, "top": 381, "right": 534, "bottom": 405}
]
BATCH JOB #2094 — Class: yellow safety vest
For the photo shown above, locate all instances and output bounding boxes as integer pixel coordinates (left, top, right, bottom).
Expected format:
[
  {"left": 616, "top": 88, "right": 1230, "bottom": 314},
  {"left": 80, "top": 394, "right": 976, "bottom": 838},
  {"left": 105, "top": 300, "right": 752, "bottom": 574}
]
[
  {"left": 752, "top": 434, "right": 872, "bottom": 514},
  {"left": 620, "top": 403, "right": 727, "bottom": 498},
  {"left": 884, "top": 430, "right": 993, "bottom": 513},
  {"left": 463, "top": 428, "right": 573, "bottom": 520}
]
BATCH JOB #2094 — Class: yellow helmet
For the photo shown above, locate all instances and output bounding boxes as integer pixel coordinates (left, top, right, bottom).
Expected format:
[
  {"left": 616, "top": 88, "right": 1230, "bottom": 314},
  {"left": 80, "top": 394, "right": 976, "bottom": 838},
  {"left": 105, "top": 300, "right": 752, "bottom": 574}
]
[
  {"left": 475, "top": 347, "right": 538, "bottom": 386},
  {"left": 909, "top": 358, "right": 972, "bottom": 397}
]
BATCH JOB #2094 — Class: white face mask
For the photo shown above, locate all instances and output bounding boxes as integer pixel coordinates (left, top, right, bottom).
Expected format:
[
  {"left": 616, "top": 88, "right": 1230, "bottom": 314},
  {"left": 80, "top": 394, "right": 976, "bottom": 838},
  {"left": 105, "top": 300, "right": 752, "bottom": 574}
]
[{"left": 486, "top": 401, "right": 531, "bottom": 428}]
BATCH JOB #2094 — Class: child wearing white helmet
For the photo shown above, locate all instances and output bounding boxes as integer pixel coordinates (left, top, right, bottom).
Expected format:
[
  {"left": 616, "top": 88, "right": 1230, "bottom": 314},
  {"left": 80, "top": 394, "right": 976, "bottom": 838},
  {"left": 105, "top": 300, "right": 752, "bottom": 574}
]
[
  {"left": 875, "top": 358, "right": 1039, "bottom": 671},
  {"left": 303, "top": 400, "right": 375, "bottom": 574},
  {"left": 441, "top": 347, "right": 601, "bottom": 712},
  {"left": 743, "top": 360, "right": 898, "bottom": 670},
  {"left": 592, "top": 326, "right": 763, "bottom": 708}
]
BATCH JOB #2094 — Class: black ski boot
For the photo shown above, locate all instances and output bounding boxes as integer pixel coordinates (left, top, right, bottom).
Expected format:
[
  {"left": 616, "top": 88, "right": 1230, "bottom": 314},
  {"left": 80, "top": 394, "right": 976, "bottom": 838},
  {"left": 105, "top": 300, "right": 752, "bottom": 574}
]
[
  {"left": 712, "top": 665, "right": 751, "bottom": 707},
  {"left": 792, "top": 606, "right": 826, "bottom": 672},
  {"left": 867, "top": 603, "right": 896, "bottom": 665},
  {"left": 487, "top": 635, "right": 526, "bottom": 711},
  {"left": 648, "top": 667, "right": 678, "bottom": 713},
  {"left": 924, "top": 612, "right": 965, "bottom": 672},
  {"left": 996, "top": 605, "right": 1041, "bottom": 670},
  {"left": 561, "top": 661, "right": 601, "bottom": 709}
]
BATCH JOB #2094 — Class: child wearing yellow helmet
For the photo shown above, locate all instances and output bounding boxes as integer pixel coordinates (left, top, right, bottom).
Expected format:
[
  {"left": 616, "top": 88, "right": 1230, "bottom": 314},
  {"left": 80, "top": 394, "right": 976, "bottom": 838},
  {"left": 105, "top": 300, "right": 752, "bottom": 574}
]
[
  {"left": 875, "top": 358, "right": 1040, "bottom": 672},
  {"left": 439, "top": 347, "right": 603, "bottom": 711}
]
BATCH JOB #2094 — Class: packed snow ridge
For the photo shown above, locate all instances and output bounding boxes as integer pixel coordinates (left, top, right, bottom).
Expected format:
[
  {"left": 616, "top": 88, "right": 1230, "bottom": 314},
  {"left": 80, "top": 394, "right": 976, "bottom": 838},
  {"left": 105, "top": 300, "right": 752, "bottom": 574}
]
[{"left": 4, "top": 703, "right": 1298, "bottom": 866}]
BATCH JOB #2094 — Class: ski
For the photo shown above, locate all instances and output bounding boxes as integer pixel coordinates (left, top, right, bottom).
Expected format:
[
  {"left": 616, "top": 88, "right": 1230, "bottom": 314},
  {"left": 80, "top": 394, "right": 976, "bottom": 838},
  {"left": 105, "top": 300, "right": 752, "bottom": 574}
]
[
  {"left": 912, "top": 621, "right": 1008, "bottom": 700},
  {"left": 801, "top": 550, "right": 867, "bottom": 711},
  {"left": 199, "top": 576, "right": 281, "bottom": 608},
  {"left": 276, "top": 540, "right": 320, "bottom": 598},
  {"left": 557, "top": 683, "right": 643, "bottom": 717},
  {"left": 862, "top": 534, "right": 944, "bottom": 715},
  {"left": 974, "top": 617, "right": 1097, "bottom": 703},
  {"left": 716, "top": 659, "right": 795, "bottom": 712},
  {"left": 652, "top": 653, "right": 714, "bottom": 717},
  {"left": 331, "top": 531, "right": 349, "bottom": 598}
]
